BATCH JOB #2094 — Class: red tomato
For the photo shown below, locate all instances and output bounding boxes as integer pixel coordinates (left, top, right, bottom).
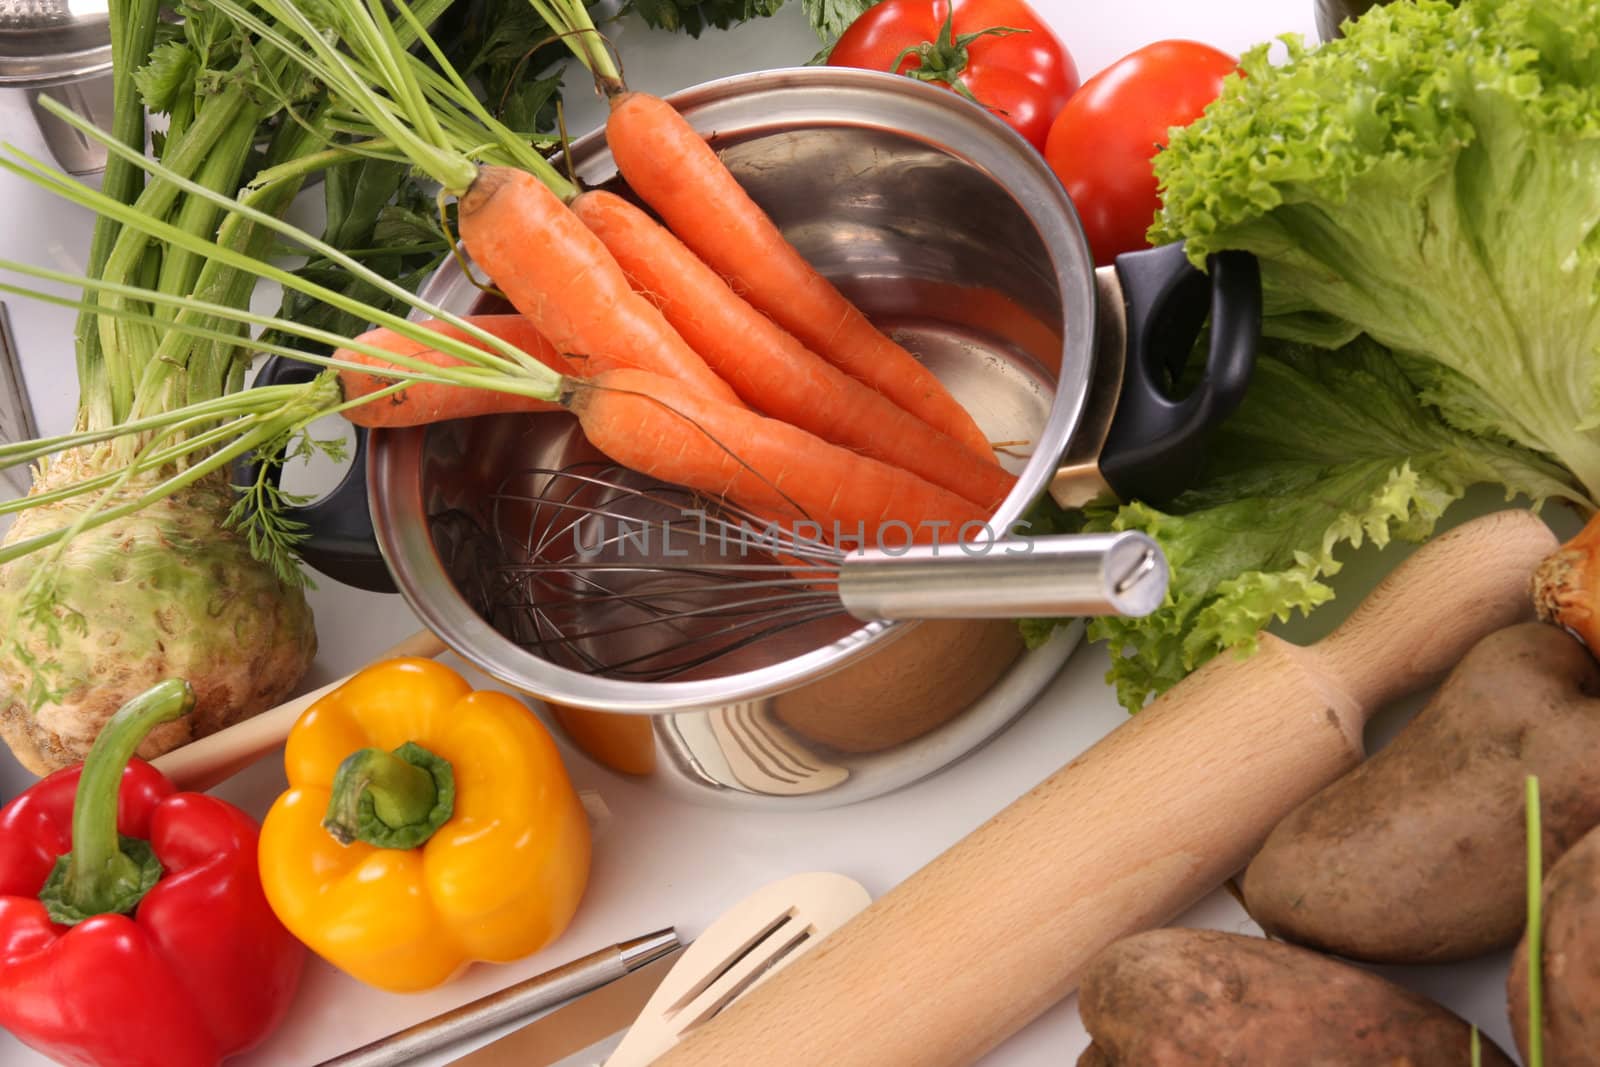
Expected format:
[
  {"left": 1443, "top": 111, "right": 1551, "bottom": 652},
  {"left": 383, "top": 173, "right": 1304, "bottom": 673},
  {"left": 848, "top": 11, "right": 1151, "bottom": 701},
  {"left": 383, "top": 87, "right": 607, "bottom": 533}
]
[
  {"left": 828, "top": 0, "right": 1079, "bottom": 151},
  {"left": 1044, "top": 40, "right": 1238, "bottom": 265}
]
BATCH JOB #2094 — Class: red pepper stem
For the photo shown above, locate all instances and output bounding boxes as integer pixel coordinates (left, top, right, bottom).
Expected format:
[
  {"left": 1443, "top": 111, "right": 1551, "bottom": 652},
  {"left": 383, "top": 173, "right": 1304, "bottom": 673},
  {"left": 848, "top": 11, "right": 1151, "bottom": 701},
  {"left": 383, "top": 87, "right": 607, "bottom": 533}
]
[{"left": 46, "top": 680, "right": 193, "bottom": 923}]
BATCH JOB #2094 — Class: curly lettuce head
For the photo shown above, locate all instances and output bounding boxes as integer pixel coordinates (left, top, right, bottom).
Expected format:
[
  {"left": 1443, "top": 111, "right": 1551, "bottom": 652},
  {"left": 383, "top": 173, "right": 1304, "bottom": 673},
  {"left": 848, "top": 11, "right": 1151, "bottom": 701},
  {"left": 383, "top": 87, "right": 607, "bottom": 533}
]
[{"left": 1152, "top": 0, "right": 1600, "bottom": 501}]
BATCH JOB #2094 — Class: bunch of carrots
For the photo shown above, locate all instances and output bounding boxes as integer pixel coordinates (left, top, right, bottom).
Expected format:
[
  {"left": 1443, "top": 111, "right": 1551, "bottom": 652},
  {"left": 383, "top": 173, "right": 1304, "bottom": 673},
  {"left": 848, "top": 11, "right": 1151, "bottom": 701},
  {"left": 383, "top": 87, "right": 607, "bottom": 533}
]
[
  {"left": 0, "top": 0, "right": 1025, "bottom": 631},
  {"left": 233, "top": 0, "right": 1019, "bottom": 549}
]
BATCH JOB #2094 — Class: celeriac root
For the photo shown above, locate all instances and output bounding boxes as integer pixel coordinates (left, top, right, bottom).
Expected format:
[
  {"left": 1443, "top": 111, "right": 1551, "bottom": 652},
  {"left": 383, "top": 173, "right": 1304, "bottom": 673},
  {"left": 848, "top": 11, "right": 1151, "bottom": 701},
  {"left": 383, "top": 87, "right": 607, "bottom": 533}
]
[{"left": 0, "top": 456, "right": 315, "bottom": 774}]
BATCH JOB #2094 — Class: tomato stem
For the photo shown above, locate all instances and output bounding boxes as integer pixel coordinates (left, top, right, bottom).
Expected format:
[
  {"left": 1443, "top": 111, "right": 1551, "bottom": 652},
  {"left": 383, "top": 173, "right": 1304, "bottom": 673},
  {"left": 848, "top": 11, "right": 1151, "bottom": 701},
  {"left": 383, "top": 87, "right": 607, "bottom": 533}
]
[{"left": 888, "top": 7, "right": 1027, "bottom": 110}]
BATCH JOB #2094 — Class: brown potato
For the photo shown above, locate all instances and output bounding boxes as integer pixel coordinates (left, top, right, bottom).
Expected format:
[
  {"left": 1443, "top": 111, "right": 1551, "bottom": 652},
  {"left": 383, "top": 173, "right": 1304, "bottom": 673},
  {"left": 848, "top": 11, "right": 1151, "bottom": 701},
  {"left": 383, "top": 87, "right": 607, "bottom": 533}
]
[
  {"left": 1509, "top": 822, "right": 1600, "bottom": 1065},
  {"left": 1077, "top": 928, "right": 1512, "bottom": 1065},
  {"left": 1241, "top": 622, "right": 1600, "bottom": 963}
]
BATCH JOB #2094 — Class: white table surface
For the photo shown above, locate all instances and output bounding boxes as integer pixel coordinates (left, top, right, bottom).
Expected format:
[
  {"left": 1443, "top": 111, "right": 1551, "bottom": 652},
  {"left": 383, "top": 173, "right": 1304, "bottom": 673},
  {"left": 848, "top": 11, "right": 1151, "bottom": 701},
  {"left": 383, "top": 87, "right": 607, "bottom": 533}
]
[{"left": 0, "top": 1, "right": 1539, "bottom": 1064}]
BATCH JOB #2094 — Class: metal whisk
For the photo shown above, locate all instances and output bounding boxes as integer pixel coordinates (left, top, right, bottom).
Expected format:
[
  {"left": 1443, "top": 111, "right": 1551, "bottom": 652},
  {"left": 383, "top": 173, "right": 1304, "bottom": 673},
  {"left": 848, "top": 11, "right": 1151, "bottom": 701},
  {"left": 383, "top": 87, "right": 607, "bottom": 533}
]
[{"left": 443, "top": 463, "right": 1167, "bottom": 683}]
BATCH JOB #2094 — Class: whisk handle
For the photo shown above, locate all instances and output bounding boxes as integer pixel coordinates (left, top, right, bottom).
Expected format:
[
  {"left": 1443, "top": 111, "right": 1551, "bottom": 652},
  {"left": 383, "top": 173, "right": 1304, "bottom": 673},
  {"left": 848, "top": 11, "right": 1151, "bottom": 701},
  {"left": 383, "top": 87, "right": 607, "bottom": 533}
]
[{"left": 836, "top": 532, "right": 1167, "bottom": 620}]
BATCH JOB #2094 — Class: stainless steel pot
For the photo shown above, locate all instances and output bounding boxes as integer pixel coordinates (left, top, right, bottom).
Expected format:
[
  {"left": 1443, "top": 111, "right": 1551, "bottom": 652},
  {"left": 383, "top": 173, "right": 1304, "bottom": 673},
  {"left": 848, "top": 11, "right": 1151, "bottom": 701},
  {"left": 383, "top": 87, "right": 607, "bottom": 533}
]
[{"left": 259, "top": 68, "right": 1259, "bottom": 809}]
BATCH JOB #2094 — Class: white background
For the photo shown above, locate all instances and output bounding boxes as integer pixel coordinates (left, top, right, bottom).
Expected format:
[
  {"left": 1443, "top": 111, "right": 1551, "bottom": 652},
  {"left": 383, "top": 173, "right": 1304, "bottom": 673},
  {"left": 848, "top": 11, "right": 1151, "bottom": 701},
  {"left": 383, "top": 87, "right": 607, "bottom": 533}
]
[{"left": 0, "top": 1, "right": 1544, "bottom": 1064}]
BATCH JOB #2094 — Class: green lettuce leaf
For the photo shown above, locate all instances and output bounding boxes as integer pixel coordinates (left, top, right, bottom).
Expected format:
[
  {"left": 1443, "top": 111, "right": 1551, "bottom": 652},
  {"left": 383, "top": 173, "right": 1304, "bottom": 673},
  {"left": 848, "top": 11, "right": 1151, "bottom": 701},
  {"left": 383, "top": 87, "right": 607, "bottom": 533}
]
[
  {"left": 1082, "top": 336, "right": 1578, "bottom": 711},
  {"left": 1151, "top": 0, "right": 1600, "bottom": 502}
]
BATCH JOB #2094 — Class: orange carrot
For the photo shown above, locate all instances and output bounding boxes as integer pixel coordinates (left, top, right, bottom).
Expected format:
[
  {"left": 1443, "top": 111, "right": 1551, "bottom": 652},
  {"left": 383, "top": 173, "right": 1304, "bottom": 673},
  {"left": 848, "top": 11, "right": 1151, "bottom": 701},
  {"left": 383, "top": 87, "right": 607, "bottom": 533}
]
[
  {"left": 335, "top": 314, "right": 568, "bottom": 427},
  {"left": 569, "top": 368, "right": 989, "bottom": 546},
  {"left": 571, "top": 190, "right": 1017, "bottom": 513},
  {"left": 457, "top": 166, "right": 742, "bottom": 407},
  {"left": 603, "top": 91, "right": 998, "bottom": 463}
]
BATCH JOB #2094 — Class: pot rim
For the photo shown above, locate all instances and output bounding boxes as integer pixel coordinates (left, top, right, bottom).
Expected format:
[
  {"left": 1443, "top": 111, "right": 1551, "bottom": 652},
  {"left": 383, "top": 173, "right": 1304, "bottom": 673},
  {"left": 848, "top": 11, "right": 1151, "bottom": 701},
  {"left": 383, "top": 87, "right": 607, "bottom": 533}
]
[{"left": 368, "top": 66, "right": 1097, "bottom": 714}]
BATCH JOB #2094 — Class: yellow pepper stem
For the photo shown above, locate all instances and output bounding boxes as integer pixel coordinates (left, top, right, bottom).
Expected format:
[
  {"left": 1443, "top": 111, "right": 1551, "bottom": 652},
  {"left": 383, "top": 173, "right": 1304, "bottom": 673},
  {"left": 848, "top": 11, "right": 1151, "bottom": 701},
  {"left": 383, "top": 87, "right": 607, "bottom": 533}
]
[{"left": 322, "top": 742, "right": 455, "bottom": 849}]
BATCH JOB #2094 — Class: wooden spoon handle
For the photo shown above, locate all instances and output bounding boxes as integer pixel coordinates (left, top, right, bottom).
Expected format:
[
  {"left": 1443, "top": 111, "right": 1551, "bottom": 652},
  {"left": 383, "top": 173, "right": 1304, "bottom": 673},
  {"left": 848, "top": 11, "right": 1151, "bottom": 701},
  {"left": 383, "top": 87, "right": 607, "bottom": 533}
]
[
  {"left": 151, "top": 629, "right": 447, "bottom": 791},
  {"left": 655, "top": 510, "right": 1556, "bottom": 1067}
]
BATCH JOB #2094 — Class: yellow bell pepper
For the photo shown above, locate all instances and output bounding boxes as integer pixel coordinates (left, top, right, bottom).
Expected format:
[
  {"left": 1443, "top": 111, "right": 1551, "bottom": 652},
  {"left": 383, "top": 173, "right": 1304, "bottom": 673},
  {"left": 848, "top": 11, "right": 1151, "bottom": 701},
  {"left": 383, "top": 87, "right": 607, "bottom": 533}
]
[{"left": 257, "top": 657, "right": 591, "bottom": 992}]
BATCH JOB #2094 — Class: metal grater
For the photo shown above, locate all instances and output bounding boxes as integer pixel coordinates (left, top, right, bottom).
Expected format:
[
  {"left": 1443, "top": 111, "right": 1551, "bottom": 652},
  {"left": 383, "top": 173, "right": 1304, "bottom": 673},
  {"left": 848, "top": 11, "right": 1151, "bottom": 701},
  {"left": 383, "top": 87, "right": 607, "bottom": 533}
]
[
  {"left": 0, "top": 0, "right": 113, "bottom": 174},
  {"left": 0, "top": 1, "right": 79, "bottom": 31},
  {"left": 0, "top": 302, "right": 39, "bottom": 497},
  {"left": 0, "top": 1, "right": 109, "bottom": 71}
]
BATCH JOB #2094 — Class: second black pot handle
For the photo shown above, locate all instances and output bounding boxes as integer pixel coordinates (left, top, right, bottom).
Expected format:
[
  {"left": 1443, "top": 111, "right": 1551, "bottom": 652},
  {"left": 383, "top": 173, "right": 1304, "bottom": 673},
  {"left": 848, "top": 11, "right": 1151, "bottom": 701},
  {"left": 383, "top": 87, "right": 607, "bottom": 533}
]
[
  {"left": 1097, "top": 241, "right": 1261, "bottom": 507},
  {"left": 240, "top": 354, "right": 397, "bottom": 593}
]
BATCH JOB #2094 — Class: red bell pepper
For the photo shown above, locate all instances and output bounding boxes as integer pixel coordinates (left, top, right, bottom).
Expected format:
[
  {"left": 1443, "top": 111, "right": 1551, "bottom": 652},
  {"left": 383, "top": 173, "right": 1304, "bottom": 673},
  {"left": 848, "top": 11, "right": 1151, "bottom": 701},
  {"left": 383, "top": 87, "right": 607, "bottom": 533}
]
[{"left": 0, "top": 680, "right": 305, "bottom": 1067}]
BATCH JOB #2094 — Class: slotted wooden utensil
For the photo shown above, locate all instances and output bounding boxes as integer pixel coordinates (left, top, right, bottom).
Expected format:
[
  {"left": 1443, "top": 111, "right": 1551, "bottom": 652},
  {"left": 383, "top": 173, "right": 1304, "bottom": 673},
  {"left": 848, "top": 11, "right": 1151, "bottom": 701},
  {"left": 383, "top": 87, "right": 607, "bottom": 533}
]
[
  {"left": 601, "top": 872, "right": 871, "bottom": 1067},
  {"left": 652, "top": 508, "right": 1558, "bottom": 1067}
]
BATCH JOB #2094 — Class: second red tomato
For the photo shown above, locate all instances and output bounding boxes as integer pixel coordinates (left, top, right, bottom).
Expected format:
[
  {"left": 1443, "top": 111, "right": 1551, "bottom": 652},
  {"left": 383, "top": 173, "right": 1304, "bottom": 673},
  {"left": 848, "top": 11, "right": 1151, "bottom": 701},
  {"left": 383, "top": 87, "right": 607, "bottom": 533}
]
[
  {"left": 828, "top": 0, "right": 1079, "bottom": 151},
  {"left": 1044, "top": 40, "right": 1238, "bottom": 265}
]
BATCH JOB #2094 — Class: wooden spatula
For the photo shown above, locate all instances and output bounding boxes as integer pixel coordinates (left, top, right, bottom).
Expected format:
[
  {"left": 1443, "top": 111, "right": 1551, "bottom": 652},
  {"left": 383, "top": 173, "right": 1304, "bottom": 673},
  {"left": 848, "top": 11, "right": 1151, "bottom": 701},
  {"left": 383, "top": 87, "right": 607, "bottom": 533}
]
[
  {"left": 652, "top": 508, "right": 1557, "bottom": 1067},
  {"left": 601, "top": 872, "right": 871, "bottom": 1067}
]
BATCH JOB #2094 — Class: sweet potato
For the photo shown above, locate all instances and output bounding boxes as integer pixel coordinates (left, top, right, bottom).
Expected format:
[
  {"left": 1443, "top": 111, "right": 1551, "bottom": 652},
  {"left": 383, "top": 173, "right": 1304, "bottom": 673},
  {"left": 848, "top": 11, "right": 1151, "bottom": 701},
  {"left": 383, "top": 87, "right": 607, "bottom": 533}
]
[
  {"left": 1509, "top": 822, "right": 1600, "bottom": 1065},
  {"left": 1241, "top": 622, "right": 1600, "bottom": 963},
  {"left": 1077, "top": 928, "right": 1512, "bottom": 1065}
]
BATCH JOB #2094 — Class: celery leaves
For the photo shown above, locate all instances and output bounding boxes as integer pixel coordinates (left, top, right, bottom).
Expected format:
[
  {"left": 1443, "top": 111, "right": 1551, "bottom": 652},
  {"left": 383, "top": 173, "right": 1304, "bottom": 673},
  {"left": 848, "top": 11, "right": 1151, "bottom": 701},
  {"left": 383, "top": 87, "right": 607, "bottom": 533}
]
[
  {"left": 801, "top": 0, "right": 878, "bottom": 42},
  {"left": 632, "top": 0, "right": 786, "bottom": 37},
  {"left": 133, "top": 41, "right": 195, "bottom": 114}
]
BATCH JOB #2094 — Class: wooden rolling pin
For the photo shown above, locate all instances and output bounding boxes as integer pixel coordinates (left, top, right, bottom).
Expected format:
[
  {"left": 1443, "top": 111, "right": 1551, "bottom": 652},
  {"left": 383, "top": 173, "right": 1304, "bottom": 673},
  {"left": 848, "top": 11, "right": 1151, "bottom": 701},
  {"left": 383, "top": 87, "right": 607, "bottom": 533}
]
[
  {"left": 655, "top": 508, "right": 1557, "bottom": 1067},
  {"left": 151, "top": 629, "right": 447, "bottom": 791}
]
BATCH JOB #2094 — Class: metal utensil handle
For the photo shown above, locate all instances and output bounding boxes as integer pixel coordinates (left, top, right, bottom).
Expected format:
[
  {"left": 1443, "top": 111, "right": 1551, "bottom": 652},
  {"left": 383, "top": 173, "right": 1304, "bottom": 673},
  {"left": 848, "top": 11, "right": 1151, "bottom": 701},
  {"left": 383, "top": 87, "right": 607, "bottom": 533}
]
[
  {"left": 316, "top": 930, "right": 680, "bottom": 1067},
  {"left": 835, "top": 531, "right": 1167, "bottom": 620}
]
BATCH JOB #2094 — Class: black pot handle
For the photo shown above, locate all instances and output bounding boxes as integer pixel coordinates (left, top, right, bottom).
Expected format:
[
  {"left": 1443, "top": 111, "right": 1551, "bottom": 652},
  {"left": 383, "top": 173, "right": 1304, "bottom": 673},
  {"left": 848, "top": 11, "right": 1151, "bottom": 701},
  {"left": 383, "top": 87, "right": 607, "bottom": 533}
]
[
  {"left": 241, "top": 355, "right": 397, "bottom": 593},
  {"left": 1097, "top": 241, "right": 1260, "bottom": 506}
]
